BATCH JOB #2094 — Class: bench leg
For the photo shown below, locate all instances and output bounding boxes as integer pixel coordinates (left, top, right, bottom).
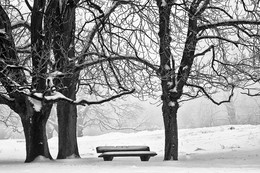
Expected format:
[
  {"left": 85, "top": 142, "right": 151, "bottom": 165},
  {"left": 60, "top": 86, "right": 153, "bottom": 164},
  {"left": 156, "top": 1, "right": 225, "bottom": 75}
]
[
  {"left": 140, "top": 156, "right": 150, "bottom": 161},
  {"left": 103, "top": 156, "right": 113, "bottom": 161}
]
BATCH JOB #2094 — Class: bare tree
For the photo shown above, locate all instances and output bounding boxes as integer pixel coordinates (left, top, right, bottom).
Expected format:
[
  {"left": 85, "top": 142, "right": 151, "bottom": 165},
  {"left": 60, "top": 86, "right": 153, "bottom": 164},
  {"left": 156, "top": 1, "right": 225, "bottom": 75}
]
[
  {"left": 146, "top": 0, "right": 260, "bottom": 160},
  {"left": 0, "top": 2, "right": 53, "bottom": 162},
  {"left": 107, "top": 0, "right": 260, "bottom": 160},
  {"left": 0, "top": 0, "right": 134, "bottom": 162},
  {"left": 77, "top": 100, "right": 145, "bottom": 136},
  {"left": 2, "top": 0, "right": 260, "bottom": 163}
]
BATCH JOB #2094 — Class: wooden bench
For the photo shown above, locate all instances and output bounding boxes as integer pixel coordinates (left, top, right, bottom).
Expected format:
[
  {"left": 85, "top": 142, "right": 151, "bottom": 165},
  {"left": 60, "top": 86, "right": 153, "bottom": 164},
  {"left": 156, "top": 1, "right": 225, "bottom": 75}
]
[{"left": 96, "top": 146, "right": 157, "bottom": 161}]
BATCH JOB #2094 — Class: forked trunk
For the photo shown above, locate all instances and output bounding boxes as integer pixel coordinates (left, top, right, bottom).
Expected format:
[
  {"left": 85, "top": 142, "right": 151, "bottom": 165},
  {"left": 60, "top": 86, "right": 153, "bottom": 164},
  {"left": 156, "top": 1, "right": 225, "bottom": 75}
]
[
  {"left": 162, "top": 100, "right": 179, "bottom": 160},
  {"left": 21, "top": 103, "right": 53, "bottom": 163}
]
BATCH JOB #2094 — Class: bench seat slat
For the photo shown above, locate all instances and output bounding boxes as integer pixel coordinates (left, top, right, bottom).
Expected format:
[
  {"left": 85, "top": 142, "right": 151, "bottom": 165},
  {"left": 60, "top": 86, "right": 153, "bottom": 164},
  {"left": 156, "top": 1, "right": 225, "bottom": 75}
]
[
  {"left": 98, "top": 151, "right": 157, "bottom": 157},
  {"left": 96, "top": 146, "right": 150, "bottom": 153}
]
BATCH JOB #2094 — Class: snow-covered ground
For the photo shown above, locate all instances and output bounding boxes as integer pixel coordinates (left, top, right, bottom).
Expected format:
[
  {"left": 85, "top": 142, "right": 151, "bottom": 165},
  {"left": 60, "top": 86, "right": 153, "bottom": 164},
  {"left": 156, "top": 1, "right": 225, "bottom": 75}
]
[{"left": 0, "top": 125, "right": 259, "bottom": 173}]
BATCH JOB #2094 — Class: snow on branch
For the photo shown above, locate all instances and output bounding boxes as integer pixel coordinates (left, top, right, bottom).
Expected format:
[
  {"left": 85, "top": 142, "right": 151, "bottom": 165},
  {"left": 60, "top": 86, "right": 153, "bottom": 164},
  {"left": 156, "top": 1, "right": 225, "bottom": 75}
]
[
  {"left": 46, "top": 71, "right": 69, "bottom": 88},
  {"left": 194, "top": 0, "right": 210, "bottom": 17},
  {"left": 6, "top": 64, "right": 32, "bottom": 75},
  {"left": 22, "top": 88, "right": 135, "bottom": 112},
  {"left": 28, "top": 93, "right": 43, "bottom": 112},
  {"left": 49, "top": 71, "right": 67, "bottom": 77},
  {"left": 49, "top": 89, "right": 134, "bottom": 106},
  {"left": 0, "top": 93, "right": 15, "bottom": 105},
  {"left": 45, "top": 91, "right": 73, "bottom": 102},
  {"left": 0, "top": 58, "right": 32, "bottom": 75}
]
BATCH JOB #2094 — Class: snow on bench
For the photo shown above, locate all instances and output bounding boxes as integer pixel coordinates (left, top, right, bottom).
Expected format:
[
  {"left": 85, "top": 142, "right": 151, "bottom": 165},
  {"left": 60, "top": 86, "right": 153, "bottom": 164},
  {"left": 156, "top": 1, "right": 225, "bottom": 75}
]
[
  {"left": 96, "top": 146, "right": 150, "bottom": 153},
  {"left": 96, "top": 146, "right": 157, "bottom": 161}
]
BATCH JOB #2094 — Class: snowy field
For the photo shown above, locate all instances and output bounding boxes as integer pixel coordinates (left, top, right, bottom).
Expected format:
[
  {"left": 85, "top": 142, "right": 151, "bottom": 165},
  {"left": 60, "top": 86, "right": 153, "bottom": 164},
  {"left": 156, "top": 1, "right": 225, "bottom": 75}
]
[{"left": 0, "top": 125, "right": 259, "bottom": 173}]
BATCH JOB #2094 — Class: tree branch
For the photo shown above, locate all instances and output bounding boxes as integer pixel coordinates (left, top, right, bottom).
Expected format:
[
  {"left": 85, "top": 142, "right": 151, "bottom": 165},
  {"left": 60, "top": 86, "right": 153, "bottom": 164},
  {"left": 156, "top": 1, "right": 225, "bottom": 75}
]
[
  {"left": 207, "top": 6, "right": 233, "bottom": 19},
  {"left": 241, "top": 88, "right": 260, "bottom": 97},
  {"left": 0, "top": 60, "right": 33, "bottom": 75},
  {"left": 78, "top": 0, "right": 133, "bottom": 62},
  {"left": 75, "top": 55, "right": 158, "bottom": 73},
  {"left": 194, "top": 45, "right": 213, "bottom": 58},
  {"left": 0, "top": 94, "right": 15, "bottom": 108},
  {"left": 185, "top": 83, "right": 234, "bottom": 105},
  {"left": 194, "top": 0, "right": 210, "bottom": 17},
  {"left": 11, "top": 20, "right": 31, "bottom": 31},
  {"left": 23, "top": 88, "right": 135, "bottom": 107},
  {"left": 75, "top": 89, "right": 135, "bottom": 106},
  {"left": 24, "top": 0, "right": 33, "bottom": 11},
  {"left": 197, "top": 36, "right": 239, "bottom": 47},
  {"left": 198, "top": 20, "right": 260, "bottom": 31}
]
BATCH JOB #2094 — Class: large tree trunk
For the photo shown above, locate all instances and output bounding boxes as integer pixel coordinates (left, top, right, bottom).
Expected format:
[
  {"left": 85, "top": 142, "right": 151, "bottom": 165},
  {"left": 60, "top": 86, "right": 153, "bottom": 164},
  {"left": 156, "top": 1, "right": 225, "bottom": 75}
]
[
  {"left": 0, "top": 2, "right": 53, "bottom": 163},
  {"left": 162, "top": 100, "right": 179, "bottom": 160},
  {"left": 56, "top": 77, "right": 80, "bottom": 159},
  {"left": 156, "top": 0, "right": 178, "bottom": 160},
  {"left": 47, "top": 0, "right": 80, "bottom": 159},
  {"left": 20, "top": 100, "right": 53, "bottom": 162}
]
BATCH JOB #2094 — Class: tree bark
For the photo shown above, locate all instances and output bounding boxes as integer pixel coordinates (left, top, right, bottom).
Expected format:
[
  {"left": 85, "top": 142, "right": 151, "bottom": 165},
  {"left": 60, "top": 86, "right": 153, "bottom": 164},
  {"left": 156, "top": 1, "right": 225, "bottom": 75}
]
[
  {"left": 20, "top": 99, "right": 53, "bottom": 162},
  {"left": 156, "top": 0, "right": 179, "bottom": 160},
  {"left": 162, "top": 98, "right": 179, "bottom": 160},
  {"left": 0, "top": 3, "right": 53, "bottom": 163},
  {"left": 47, "top": 0, "right": 80, "bottom": 159},
  {"left": 56, "top": 77, "right": 80, "bottom": 159}
]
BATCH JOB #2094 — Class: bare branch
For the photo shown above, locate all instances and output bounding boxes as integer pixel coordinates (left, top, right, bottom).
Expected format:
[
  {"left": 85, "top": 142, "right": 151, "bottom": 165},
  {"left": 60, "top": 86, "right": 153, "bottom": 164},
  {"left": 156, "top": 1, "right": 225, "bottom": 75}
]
[
  {"left": 241, "top": 88, "right": 260, "bottom": 97},
  {"left": 207, "top": 6, "right": 233, "bottom": 19},
  {"left": 11, "top": 20, "right": 31, "bottom": 31},
  {"left": 75, "top": 55, "right": 158, "bottom": 72},
  {"left": 78, "top": 0, "right": 135, "bottom": 62},
  {"left": 23, "top": 88, "right": 135, "bottom": 107},
  {"left": 194, "top": 45, "right": 213, "bottom": 58},
  {"left": 0, "top": 60, "right": 33, "bottom": 75},
  {"left": 198, "top": 20, "right": 260, "bottom": 31},
  {"left": 194, "top": 0, "right": 210, "bottom": 17},
  {"left": 75, "top": 89, "right": 135, "bottom": 106},
  {"left": 25, "top": 0, "right": 33, "bottom": 11},
  {"left": 197, "top": 36, "right": 239, "bottom": 47},
  {"left": 0, "top": 94, "right": 15, "bottom": 106},
  {"left": 185, "top": 83, "right": 234, "bottom": 105}
]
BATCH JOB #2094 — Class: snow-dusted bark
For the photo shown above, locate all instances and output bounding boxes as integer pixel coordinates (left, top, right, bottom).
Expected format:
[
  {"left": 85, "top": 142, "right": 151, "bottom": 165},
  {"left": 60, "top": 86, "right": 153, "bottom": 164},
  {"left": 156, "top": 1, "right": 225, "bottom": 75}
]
[
  {"left": 156, "top": 0, "right": 179, "bottom": 160},
  {"left": 0, "top": 1, "right": 54, "bottom": 162}
]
